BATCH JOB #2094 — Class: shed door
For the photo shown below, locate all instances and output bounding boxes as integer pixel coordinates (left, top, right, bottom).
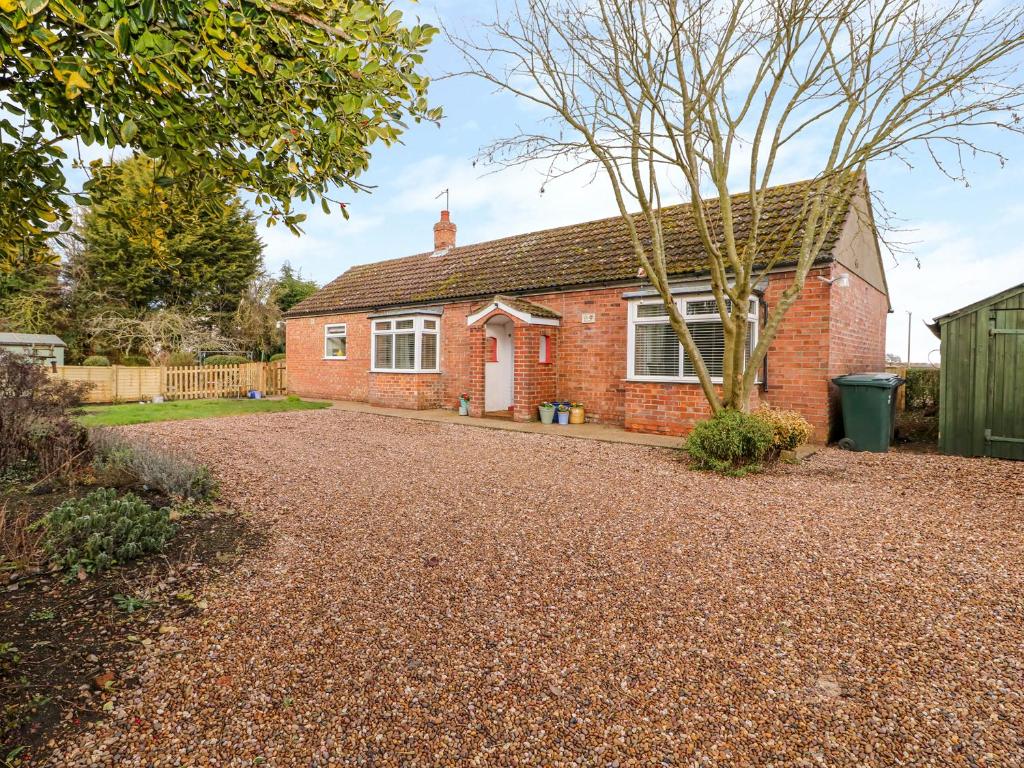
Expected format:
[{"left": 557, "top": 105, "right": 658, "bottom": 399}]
[{"left": 985, "top": 308, "right": 1024, "bottom": 460}]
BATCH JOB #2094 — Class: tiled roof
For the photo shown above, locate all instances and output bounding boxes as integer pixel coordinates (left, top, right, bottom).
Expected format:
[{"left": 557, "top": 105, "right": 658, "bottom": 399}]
[
  {"left": 470, "top": 295, "right": 561, "bottom": 319},
  {"left": 286, "top": 178, "right": 851, "bottom": 318}
]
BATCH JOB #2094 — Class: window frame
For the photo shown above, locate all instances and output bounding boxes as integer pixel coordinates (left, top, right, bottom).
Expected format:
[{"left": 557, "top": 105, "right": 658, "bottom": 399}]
[
  {"left": 626, "top": 295, "right": 760, "bottom": 383},
  {"left": 323, "top": 323, "right": 348, "bottom": 360},
  {"left": 370, "top": 315, "right": 441, "bottom": 374}
]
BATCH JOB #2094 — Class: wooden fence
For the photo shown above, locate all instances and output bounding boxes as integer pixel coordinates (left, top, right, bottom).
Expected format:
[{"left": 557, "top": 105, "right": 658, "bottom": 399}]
[{"left": 50, "top": 361, "right": 287, "bottom": 404}]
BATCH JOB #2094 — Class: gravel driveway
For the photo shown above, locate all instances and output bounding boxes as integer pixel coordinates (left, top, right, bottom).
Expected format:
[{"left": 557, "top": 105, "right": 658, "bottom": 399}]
[{"left": 52, "top": 409, "right": 1023, "bottom": 767}]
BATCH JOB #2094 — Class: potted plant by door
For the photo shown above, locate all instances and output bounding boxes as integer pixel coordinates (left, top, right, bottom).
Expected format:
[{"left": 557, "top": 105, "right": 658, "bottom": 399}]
[
  {"left": 556, "top": 403, "right": 570, "bottom": 425},
  {"left": 459, "top": 393, "right": 470, "bottom": 416},
  {"left": 538, "top": 401, "right": 555, "bottom": 424},
  {"left": 569, "top": 402, "right": 585, "bottom": 424}
]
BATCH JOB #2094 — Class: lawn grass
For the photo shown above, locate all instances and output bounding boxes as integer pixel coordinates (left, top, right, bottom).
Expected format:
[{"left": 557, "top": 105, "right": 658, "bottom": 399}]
[{"left": 77, "top": 397, "right": 331, "bottom": 427}]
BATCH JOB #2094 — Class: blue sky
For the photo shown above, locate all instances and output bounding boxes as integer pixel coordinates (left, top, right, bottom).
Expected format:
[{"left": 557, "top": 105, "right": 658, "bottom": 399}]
[{"left": 77, "top": 0, "right": 1024, "bottom": 363}]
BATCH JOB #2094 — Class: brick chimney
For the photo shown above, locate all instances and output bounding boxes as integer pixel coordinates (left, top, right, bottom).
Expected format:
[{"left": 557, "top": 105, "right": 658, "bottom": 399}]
[{"left": 433, "top": 210, "right": 456, "bottom": 250}]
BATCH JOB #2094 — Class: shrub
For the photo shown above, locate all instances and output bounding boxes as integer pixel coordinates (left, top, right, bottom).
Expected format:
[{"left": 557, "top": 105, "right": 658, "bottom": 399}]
[
  {"left": 0, "top": 504, "right": 44, "bottom": 570},
  {"left": 38, "top": 488, "right": 176, "bottom": 574},
  {"left": 896, "top": 410, "right": 939, "bottom": 443},
  {"left": 684, "top": 410, "right": 774, "bottom": 474},
  {"left": 753, "top": 405, "right": 813, "bottom": 452},
  {"left": 904, "top": 367, "right": 939, "bottom": 412},
  {"left": 90, "top": 428, "right": 217, "bottom": 500},
  {"left": 0, "top": 351, "right": 91, "bottom": 476},
  {"left": 83, "top": 355, "right": 110, "bottom": 366},
  {"left": 202, "top": 354, "right": 248, "bottom": 366},
  {"left": 120, "top": 354, "right": 150, "bottom": 367},
  {"left": 269, "top": 352, "right": 286, "bottom": 362},
  {"left": 166, "top": 351, "right": 196, "bottom": 367}
]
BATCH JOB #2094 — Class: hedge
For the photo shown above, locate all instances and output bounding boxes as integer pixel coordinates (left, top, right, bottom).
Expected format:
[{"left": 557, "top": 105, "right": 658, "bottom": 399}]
[
  {"left": 202, "top": 354, "right": 249, "bottom": 366},
  {"left": 904, "top": 367, "right": 939, "bottom": 411}
]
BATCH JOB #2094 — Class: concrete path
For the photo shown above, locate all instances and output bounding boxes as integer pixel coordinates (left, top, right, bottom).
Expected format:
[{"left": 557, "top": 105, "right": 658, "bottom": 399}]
[{"left": 327, "top": 399, "right": 683, "bottom": 449}]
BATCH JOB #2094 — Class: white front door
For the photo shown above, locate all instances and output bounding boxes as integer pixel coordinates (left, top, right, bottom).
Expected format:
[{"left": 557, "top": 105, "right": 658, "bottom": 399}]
[{"left": 484, "top": 319, "right": 514, "bottom": 412}]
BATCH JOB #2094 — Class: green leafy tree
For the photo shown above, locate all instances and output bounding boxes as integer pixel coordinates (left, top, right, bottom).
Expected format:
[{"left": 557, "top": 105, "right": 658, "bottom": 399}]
[
  {"left": 72, "top": 156, "right": 263, "bottom": 330},
  {"left": 0, "top": 244, "right": 64, "bottom": 334},
  {"left": 0, "top": 0, "right": 440, "bottom": 258},
  {"left": 272, "top": 262, "right": 318, "bottom": 312}
]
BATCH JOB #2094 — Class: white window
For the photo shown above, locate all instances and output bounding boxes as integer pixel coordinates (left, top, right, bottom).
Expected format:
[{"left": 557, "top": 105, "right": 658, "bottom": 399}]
[
  {"left": 371, "top": 315, "right": 440, "bottom": 373},
  {"left": 324, "top": 324, "right": 347, "bottom": 359},
  {"left": 627, "top": 295, "right": 759, "bottom": 382}
]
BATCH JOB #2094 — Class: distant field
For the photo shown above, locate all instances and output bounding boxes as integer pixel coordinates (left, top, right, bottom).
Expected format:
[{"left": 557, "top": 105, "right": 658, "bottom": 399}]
[{"left": 78, "top": 397, "right": 330, "bottom": 427}]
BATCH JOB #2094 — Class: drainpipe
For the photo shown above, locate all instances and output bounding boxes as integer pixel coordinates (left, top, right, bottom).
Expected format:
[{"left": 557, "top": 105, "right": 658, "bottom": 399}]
[{"left": 759, "top": 294, "right": 769, "bottom": 391}]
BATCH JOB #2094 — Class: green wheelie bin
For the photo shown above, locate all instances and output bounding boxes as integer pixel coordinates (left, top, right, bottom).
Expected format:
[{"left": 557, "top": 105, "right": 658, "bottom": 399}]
[{"left": 831, "top": 373, "right": 905, "bottom": 452}]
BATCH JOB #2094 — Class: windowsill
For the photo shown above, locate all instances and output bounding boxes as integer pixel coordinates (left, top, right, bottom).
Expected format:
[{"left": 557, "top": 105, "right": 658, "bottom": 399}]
[
  {"left": 369, "top": 369, "right": 442, "bottom": 375},
  {"left": 627, "top": 376, "right": 711, "bottom": 384},
  {"left": 322, "top": 357, "right": 348, "bottom": 361},
  {"left": 625, "top": 376, "right": 761, "bottom": 385}
]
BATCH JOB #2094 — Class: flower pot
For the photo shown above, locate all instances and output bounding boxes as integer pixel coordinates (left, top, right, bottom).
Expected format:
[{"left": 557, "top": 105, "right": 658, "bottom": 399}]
[
  {"left": 569, "top": 406, "right": 584, "bottom": 424},
  {"left": 538, "top": 406, "right": 555, "bottom": 425},
  {"left": 556, "top": 410, "right": 570, "bottom": 425},
  {"left": 459, "top": 398, "right": 470, "bottom": 416}
]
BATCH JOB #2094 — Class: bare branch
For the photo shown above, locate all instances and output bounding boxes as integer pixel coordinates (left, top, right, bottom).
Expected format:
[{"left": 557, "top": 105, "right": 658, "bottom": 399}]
[{"left": 451, "top": 0, "right": 1024, "bottom": 410}]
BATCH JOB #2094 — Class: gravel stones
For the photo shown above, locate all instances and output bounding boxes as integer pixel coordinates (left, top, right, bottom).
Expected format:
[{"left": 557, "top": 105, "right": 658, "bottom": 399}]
[{"left": 47, "top": 410, "right": 1024, "bottom": 767}]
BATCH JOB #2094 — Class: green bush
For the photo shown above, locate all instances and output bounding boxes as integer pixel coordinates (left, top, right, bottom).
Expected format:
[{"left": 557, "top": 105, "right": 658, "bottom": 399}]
[
  {"left": 202, "top": 354, "right": 248, "bottom": 366},
  {"left": 119, "top": 354, "right": 150, "bottom": 367},
  {"left": 83, "top": 355, "right": 110, "bottom": 367},
  {"left": 166, "top": 351, "right": 196, "bottom": 367},
  {"left": 269, "top": 352, "right": 286, "bottom": 362},
  {"left": 753, "top": 405, "right": 813, "bottom": 451},
  {"left": 38, "top": 488, "right": 177, "bottom": 574},
  {"left": 685, "top": 410, "right": 774, "bottom": 474},
  {"left": 904, "top": 367, "right": 939, "bottom": 412}
]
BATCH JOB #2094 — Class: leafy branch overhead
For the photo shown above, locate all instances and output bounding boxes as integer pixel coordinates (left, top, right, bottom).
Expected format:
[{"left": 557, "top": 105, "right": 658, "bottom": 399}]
[{"left": 0, "top": 0, "right": 441, "bottom": 254}]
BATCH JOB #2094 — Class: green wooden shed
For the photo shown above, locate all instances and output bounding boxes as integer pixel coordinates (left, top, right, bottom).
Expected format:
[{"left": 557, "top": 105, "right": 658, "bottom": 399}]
[{"left": 930, "top": 283, "right": 1024, "bottom": 459}]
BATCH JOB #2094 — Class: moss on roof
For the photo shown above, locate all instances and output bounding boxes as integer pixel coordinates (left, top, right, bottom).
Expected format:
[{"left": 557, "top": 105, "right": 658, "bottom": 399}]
[{"left": 286, "top": 178, "right": 850, "bottom": 318}]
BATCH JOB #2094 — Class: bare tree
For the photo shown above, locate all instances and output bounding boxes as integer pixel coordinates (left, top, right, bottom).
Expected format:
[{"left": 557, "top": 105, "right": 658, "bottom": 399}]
[
  {"left": 453, "top": 0, "right": 1024, "bottom": 412},
  {"left": 233, "top": 274, "right": 284, "bottom": 360},
  {"left": 87, "top": 310, "right": 240, "bottom": 362}
]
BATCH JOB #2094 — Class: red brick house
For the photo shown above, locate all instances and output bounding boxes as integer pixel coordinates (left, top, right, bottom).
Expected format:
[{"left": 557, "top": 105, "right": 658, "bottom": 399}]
[{"left": 284, "top": 179, "right": 890, "bottom": 440}]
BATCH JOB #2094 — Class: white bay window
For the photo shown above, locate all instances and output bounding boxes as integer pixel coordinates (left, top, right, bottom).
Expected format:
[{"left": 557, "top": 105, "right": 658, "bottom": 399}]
[
  {"left": 627, "top": 296, "right": 759, "bottom": 382},
  {"left": 372, "top": 316, "right": 440, "bottom": 373}
]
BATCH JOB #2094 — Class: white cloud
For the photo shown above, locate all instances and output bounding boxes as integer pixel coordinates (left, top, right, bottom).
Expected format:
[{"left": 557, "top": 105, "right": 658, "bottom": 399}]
[{"left": 884, "top": 218, "right": 1024, "bottom": 362}]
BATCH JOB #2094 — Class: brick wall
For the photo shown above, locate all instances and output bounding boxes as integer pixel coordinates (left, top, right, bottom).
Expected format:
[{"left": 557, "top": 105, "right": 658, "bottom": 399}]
[
  {"left": 759, "top": 267, "right": 834, "bottom": 440},
  {"left": 826, "top": 266, "right": 889, "bottom": 440},
  {"left": 624, "top": 382, "right": 762, "bottom": 435},
  {"left": 285, "top": 265, "right": 888, "bottom": 440},
  {"left": 284, "top": 313, "right": 371, "bottom": 402},
  {"left": 759, "top": 264, "right": 888, "bottom": 441},
  {"left": 367, "top": 372, "right": 444, "bottom": 410}
]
